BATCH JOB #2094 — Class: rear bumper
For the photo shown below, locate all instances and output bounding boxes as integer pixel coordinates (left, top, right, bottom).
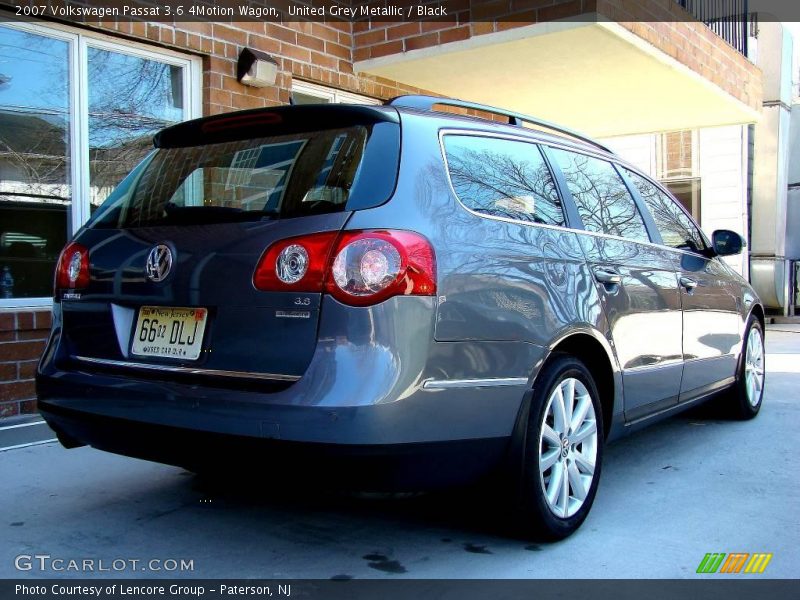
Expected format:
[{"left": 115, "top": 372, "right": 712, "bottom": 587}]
[
  {"left": 39, "top": 403, "right": 508, "bottom": 490},
  {"left": 36, "top": 354, "right": 535, "bottom": 445},
  {"left": 37, "top": 295, "right": 544, "bottom": 484},
  {"left": 37, "top": 351, "right": 531, "bottom": 488},
  {"left": 38, "top": 297, "right": 542, "bottom": 445}
]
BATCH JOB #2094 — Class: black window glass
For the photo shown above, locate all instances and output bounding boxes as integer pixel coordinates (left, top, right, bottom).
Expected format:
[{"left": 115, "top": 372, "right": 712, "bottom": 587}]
[
  {"left": 0, "top": 26, "right": 70, "bottom": 299},
  {"left": 623, "top": 168, "right": 706, "bottom": 252},
  {"left": 444, "top": 135, "right": 565, "bottom": 226},
  {"left": 551, "top": 149, "right": 650, "bottom": 243},
  {"left": 90, "top": 126, "right": 369, "bottom": 228}
]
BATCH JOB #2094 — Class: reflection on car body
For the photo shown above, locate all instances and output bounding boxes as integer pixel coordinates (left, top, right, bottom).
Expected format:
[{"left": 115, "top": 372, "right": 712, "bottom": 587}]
[{"left": 37, "top": 96, "right": 766, "bottom": 539}]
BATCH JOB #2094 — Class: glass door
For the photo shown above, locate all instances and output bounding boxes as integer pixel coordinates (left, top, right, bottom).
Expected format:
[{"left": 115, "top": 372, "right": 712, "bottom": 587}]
[{"left": 0, "top": 25, "right": 73, "bottom": 300}]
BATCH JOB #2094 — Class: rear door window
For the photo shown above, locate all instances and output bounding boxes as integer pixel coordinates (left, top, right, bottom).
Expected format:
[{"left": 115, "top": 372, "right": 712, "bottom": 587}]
[
  {"left": 443, "top": 135, "right": 565, "bottom": 227},
  {"left": 550, "top": 149, "right": 651, "bottom": 243},
  {"left": 623, "top": 168, "right": 706, "bottom": 252}
]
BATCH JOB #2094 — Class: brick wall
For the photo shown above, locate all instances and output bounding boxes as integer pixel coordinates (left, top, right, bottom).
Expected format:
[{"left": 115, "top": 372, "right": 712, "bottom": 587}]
[
  {"left": 352, "top": 0, "right": 597, "bottom": 62},
  {"left": 609, "top": 0, "right": 760, "bottom": 114},
  {"left": 0, "top": 311, "right": 50, "bottom": 419},
  {"left": 351, "top": 0, "right": 761, "bottom": 115},
  {"left": 75, "top": 19, "right": 433, "bottom": 115}
]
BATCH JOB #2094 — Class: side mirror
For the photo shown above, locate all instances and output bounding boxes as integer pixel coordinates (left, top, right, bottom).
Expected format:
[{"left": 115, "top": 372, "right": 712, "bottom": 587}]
[{"left": 711, "top": 229, "right": 746, "bottom": 256}]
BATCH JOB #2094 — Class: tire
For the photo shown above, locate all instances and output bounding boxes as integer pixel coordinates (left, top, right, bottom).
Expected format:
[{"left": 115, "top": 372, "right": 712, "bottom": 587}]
[
  {"left": 721, "top": 316, "right": 765, "bottom": 420},
  {"left": 514, "top": 354, "right": 604, "bottom": 540}
]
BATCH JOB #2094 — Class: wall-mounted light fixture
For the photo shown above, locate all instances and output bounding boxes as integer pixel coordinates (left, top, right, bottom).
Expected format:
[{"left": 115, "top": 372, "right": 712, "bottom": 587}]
[{"left": 237, "top": 48, "right": 279, "bottom": 88}]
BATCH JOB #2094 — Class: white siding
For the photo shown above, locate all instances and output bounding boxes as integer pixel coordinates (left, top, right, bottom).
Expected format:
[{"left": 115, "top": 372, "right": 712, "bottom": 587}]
[
  {"left": 601, "top": 134, "right": 654, "bottom": 174},
  {"left": 788, "top": 104, "right": 800, "bottom": 186},
  {"left": 787, "top": 105, "right": 800, "bottom": 258},
  {"left": 601, "top": 127, "right": 749, "bottom": 277},
  {"left": 699, "top": 126, "right": 749, "bottom": 276}
]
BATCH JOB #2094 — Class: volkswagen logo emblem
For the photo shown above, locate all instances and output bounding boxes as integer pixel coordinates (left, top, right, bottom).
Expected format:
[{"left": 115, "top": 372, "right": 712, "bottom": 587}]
[{"left": 145, "top": 245, "right": 173, "bottom": 282}]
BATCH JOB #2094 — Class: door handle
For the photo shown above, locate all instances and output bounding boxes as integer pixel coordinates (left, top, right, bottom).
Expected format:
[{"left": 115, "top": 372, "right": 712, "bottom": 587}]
[
  {"left": 593, "top": 267, "right": 621, "bottom": 285},
  {"left": 679, "top": 276, "right": 698, "bottom": 291}
]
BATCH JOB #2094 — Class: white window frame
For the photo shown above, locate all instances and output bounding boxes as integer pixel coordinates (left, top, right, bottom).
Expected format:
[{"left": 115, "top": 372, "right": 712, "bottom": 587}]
[
  {"left": 0, "top": 20, "right": 201, "bottom": 309},
  {"left": 291, "top": 80, "right": 379, "bottom": 105}
]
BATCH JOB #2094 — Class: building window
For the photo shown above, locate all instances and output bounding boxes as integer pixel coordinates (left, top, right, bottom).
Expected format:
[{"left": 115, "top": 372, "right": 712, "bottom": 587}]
[
  {"left": 291, "top": 81, "right": 378, "bottom": 105},
  {"left": 656, "top": 130, "right": 701, "bottom": 221},
  {"left": 0, "top": 21, "right": 200, "bottom": 307},
  {"left": 0, "top": 26, "right": 70, "bottom": 303}
]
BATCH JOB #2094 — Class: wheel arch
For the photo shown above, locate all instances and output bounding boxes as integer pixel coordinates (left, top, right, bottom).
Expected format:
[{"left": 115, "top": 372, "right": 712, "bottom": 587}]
[
  {"left": 749, "top": 302, "right": 765, "bottom": 331},
  {"left": 734, "top": 301, "right": 765, "bottom": 375},
  {"left": 504, "top": 328, "right": 620, "bottom": 491},
  {"left": 545, "top": 332, "right": 618, "bottom": 440}
]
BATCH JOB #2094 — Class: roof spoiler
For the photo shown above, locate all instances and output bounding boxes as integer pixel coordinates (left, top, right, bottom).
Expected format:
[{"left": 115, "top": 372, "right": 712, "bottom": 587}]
[{"left": 154, "top": 104, "right": 399, "bottom": 148}]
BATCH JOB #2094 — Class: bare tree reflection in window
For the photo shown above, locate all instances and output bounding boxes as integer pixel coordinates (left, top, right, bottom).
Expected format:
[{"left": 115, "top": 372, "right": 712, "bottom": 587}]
[
  {"left": 88, "top": 48, "right": 185, "bottom": 210},
  {"left": 623, "top": 168, "right": 705, "bottom": 252},
  {"left": 550, "top": 150, "right": 649, "bottom": 243},
  {"left": 0, "top": 29, "right": 70, "bottom": 204},
  {"left": 444, "top": 137, "right": 565, "bottom": 227}
]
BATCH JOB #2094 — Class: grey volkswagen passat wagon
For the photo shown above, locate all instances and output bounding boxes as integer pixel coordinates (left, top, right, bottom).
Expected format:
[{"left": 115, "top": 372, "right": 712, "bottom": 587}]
[{"left": 37, "top": 96, "right": 765, "bottom": 539}]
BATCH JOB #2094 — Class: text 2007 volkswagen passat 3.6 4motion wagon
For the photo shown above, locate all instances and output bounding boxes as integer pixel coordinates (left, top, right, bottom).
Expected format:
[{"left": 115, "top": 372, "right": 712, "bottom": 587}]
[{"left": 37, "top": 96, "right": 766, "bottom": 539}]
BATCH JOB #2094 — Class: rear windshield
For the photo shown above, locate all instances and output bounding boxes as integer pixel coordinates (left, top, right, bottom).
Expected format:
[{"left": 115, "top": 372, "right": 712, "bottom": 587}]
[{"left": 90, "top": 123, "right": 395, "bottom": 228}]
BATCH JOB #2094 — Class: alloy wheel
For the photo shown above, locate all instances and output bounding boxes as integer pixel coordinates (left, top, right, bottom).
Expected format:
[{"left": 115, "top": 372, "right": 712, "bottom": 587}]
[
  {"left": 744, "top": 327, "right": 765, "bottom": 407},
  {"left": 538, "top": 377, "right": 598, "bottom": 518}
]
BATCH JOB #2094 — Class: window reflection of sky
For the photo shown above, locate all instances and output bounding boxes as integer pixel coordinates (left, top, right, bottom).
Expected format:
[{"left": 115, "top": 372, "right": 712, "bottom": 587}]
[
  {"left": 0, "top": 38, "right": 185, "bottom": 151},
  {"left": 88, "top": 47, "right": 183, "bottom": 149},
  {"left": 0, "top": 29, "right": 69, "bottom": 113}
]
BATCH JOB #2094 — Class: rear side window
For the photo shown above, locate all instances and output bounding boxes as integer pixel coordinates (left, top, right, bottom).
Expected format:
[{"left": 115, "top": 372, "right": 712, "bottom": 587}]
[
  {"left": 550, "top": 149, "right": 650, "bottom": 244},
  {"left": 623, "top": 169, "right": 706, "bottom": 252},
  {"left": 443, "top": 135, "right": 565, "bottom": 227},
  {"left": 89, "top": 124, "right": 390, "bottom": 228}
]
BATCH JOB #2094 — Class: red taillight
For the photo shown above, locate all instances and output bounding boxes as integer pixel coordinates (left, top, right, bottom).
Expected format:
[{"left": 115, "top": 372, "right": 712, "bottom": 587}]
[
  {"left": 55, "top": 242, "right": 90, "bottom": 291},
  {"left": 327, "top": 230, "right": 436, "bottom": 306},
  {"left": 252, "top": 230, "right": 436, "bottom": 306},
  {"left": 253, "top": 231, "right": 339, "bottom": 292}
]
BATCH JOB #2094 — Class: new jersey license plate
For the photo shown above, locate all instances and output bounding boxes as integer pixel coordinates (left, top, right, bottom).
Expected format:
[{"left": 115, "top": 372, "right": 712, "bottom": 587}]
[{"left": 131, "top": 306, "right": 208, "bottom": 360}]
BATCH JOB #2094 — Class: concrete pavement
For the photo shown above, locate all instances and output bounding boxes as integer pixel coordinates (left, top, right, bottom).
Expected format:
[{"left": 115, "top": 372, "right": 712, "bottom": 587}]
[{"left": 1, "top": 325, "right": 798, "bottom": 579}]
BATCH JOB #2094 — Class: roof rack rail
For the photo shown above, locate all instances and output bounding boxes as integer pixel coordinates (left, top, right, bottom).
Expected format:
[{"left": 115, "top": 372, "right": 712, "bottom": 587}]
[{"left": 387, "top": 95, "right": 612, "bottom": 154}]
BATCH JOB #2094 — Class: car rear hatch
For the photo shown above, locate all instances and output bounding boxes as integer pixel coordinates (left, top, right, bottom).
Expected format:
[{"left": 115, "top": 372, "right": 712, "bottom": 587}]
[{"left": 56, "top": 104, "right": 400, "bottom": 382}]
